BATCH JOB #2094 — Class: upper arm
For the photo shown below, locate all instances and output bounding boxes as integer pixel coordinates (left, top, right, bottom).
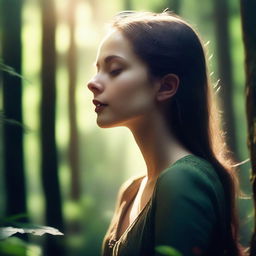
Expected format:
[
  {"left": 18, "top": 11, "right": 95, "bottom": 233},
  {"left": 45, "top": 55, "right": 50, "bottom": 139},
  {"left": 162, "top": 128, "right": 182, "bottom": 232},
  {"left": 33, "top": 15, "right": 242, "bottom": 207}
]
[{"left": 154, "top": 166, "right": 218, "bottom": 256}]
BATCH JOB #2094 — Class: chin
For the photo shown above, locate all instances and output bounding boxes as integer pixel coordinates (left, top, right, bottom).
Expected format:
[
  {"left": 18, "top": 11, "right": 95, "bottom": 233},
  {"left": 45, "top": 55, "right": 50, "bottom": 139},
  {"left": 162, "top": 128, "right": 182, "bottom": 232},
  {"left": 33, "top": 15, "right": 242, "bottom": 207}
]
[
  {"left": 97, "top": 122, "right": 112, "bottom": 128},
  {"left": 96, "top": 119, "right": 116, "bottom": 128},
  {"left": 96, "top": 118, "right": 127, "bottom": 129}
]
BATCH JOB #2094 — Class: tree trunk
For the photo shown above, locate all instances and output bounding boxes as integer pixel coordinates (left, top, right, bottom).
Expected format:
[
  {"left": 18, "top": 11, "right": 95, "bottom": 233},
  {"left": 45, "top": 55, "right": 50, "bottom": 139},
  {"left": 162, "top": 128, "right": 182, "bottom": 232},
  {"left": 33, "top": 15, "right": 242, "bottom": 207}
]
[
  {"left": 240, "top": 1, "right": 256, "bottom": 255},
  {"left": 41, "top": 0, "right": 65, "bottom": 254},
  {"left": 2, "top": 0, "right": 28, "bottom": 221},
  {"left": 67, "top": 0, "right": 80, "bottom": 201},
  {"left": 213, "top": 0, "right": 237, "bottom": 158}
]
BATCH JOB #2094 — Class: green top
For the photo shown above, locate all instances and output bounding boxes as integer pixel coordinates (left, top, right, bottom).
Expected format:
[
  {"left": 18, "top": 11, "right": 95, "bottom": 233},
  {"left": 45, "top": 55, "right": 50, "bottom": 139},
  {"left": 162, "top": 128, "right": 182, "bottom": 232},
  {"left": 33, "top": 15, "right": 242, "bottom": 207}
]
[{"left": 102, "top": 154, "right": 227, "bottom": 256}]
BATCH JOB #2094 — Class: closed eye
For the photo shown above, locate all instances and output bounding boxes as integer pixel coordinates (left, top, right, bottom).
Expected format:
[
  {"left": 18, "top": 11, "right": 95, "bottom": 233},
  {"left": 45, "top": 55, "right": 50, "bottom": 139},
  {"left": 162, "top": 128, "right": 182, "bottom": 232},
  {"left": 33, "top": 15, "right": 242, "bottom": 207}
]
[{"left": 109, "top": 69, "right": 122, "bottom": 76}]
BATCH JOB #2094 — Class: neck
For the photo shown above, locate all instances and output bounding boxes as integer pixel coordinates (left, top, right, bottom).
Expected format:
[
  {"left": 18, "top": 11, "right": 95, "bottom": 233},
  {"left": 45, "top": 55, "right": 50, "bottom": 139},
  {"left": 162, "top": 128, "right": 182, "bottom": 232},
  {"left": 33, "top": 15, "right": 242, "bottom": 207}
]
[{"left": 127, "top": 110, "right": 192, "bottom": 182}]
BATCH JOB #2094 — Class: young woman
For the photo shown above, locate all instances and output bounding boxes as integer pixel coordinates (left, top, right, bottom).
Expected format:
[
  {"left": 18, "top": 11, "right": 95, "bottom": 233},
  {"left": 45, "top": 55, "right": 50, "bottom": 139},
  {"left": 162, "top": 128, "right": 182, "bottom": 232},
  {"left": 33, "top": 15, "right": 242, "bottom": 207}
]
[{"left": 87, "top": 11, "right": 246, "bottom": 256}]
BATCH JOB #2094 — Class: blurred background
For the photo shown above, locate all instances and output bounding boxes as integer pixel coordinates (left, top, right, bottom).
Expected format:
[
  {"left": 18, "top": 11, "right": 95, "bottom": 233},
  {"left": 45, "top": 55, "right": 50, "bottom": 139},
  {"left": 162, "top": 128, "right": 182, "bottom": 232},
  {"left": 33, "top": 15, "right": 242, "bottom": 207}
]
[{"left": 0, "top": 0, "right": 254, "bottom": 255}]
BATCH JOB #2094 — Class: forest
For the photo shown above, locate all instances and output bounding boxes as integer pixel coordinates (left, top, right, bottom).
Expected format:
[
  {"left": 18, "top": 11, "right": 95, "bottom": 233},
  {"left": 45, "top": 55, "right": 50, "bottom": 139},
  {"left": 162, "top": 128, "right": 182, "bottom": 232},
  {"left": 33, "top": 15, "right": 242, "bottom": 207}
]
[{"left": 0, "top": 0, "right": 255, "bottom": 255}]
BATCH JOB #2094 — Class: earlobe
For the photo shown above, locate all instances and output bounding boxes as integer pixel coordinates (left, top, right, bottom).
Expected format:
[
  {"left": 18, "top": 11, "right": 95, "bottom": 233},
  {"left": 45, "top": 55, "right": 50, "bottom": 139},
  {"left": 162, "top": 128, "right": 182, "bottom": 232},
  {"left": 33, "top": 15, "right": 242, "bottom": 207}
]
[{"left": 156, "top": 74, "right": 180, "bottom": 102}]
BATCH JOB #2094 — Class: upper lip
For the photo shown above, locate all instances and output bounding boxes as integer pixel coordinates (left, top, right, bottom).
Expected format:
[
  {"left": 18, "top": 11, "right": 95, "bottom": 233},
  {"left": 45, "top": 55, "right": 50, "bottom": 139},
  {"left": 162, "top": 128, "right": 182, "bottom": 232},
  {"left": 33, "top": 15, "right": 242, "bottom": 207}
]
[{"left": 93, "top": 99, "right": 108, "bottom": 106}]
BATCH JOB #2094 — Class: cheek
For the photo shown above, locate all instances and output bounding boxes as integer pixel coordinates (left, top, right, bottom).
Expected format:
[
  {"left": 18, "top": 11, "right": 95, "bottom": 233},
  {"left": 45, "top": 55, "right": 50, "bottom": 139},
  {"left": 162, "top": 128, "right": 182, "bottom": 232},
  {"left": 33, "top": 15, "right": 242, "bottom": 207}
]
[
  {"left": 113, "top": 71, "right": 152, "bottom": 101},
  {"left": 111, "top": 75, "right": 155, "bottom": 112}
]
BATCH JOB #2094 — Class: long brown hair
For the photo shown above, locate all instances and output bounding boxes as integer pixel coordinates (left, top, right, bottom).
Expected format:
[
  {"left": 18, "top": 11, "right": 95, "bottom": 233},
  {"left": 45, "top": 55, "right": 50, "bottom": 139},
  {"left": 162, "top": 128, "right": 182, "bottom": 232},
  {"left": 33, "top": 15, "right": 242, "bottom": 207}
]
[{"left": 111, "top": 11, "right": 246, "bottom": 256}]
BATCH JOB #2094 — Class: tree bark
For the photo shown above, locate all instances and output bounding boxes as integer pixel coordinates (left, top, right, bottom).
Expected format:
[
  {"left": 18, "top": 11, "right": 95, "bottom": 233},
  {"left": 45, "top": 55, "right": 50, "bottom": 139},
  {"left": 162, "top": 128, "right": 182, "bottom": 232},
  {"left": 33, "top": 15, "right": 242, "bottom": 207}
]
[
  {"left": 2, "top": 0, "right": 28, "bottom": 220},
  {"left": 41, "top": 0, "right": 65, "bottom": 254},
  {"left": 240, "top": 1, "right": 256, "bottom": 255},
  {"left": 213, "top": 0, "right": 237, "bottom": 158},
  {"left": 67, "top": 0, "right": 80, "bottom": 201}
]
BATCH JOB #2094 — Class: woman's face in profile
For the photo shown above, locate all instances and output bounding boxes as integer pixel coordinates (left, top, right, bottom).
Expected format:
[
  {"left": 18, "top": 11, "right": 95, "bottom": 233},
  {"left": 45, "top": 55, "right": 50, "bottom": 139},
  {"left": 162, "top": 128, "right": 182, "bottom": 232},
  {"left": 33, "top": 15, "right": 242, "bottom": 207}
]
[{"left": 87, "top": 30, "right": 160, "bottom": 129}]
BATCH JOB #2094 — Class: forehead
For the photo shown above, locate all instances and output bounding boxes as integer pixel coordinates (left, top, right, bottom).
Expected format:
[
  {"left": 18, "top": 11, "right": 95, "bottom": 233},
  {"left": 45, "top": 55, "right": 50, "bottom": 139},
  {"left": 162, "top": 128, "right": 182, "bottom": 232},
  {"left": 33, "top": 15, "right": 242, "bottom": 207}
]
[{"left": 96, "top": 29, "right": 142, "bottom": 64}]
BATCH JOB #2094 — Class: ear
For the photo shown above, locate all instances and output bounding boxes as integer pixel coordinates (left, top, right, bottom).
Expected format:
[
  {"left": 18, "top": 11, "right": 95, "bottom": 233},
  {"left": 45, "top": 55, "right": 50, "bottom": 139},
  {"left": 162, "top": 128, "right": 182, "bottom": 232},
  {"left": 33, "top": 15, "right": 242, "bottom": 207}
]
[{"left": 156, "top": 74, "right": 179, "bottom": 102}]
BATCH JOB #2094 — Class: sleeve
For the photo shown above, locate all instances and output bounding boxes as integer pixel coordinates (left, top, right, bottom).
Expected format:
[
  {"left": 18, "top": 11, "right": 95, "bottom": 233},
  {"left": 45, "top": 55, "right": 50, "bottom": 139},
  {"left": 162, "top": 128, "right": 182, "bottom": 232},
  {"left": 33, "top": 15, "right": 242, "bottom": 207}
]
[{"left": 154, "top": 166, "right": 218, "bottom": 256}]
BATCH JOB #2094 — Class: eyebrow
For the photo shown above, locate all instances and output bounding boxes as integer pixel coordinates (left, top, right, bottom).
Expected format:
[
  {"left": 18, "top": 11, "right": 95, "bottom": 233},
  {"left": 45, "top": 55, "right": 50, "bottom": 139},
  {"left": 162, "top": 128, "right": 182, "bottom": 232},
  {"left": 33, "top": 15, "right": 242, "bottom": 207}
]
[{"left": 95, "top": 55, "right": 124, "bottom": 68}]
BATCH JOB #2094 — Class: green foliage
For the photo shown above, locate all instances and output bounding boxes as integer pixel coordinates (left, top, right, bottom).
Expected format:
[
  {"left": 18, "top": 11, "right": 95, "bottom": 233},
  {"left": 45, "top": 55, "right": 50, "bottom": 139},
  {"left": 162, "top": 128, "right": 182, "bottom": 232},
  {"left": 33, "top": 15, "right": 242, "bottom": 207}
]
[
  {"left": 0, "top": 237, "right": 27, "bottom": 256},
  {"left": 0, "top": 110, "right": 31, "bottom": 132},
  {"left": 0, "top": 214, "right": 29, "bottom": 227},
  {"left": 0, "top": 214, "right": 63, "bottom": 255},
  {"left": 0, "top": 237, "right": 41, "bottom": 256},
  {"left": 0, "top": 58, "right": 29, "bottom": 82},
  {"left": 0, "top": 59, "right": 31, "bottom": 131},
  {"left": 155, "top": 245, "right": 183, "bottom": 256},
  {"left": 0, "top": 225, "right": 64, "bottom": 240},
  {"left": 0, "top": 214, "right": 63, "bottom": 240}
]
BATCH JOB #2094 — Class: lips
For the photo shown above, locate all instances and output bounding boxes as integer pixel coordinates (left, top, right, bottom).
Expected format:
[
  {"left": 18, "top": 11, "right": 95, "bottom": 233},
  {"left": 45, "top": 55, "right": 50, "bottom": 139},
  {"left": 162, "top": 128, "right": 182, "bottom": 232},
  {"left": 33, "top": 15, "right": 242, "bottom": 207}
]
[{"left": 92, "top": 99, "right": 108, "bottom": 113}]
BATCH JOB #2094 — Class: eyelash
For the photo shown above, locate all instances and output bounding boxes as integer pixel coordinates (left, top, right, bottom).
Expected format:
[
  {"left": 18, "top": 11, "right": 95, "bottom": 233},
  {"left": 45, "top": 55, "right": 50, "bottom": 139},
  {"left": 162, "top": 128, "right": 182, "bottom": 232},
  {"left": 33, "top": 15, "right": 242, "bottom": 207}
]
[{"left": 109, "top": 69, "right": 122, "bottom": 76}]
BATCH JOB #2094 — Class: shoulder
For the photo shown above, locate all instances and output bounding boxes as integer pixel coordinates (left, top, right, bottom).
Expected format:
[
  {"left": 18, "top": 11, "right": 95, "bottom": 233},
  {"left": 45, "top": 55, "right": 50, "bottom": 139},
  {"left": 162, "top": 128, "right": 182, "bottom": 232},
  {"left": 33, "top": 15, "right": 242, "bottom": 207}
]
[
  {"left": 153, "top": 155, "right": 226, "bottom": 255},
  {"left": 157, "top": 155, "right": 223, "bottom": 191},
  {"left": 155, "top": 155, "right": 225, "bottom": 209}
]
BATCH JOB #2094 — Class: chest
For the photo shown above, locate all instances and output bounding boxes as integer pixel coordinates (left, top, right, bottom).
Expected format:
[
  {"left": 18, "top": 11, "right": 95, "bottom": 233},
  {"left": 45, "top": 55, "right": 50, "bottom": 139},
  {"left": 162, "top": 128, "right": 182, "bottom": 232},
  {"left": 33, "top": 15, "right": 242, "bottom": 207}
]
[
  {"left": 117, "top": 182, "right": 153, "bottom": 240},
  {"left": 108, "top": 189, "right": 155, "bottom": 256}
]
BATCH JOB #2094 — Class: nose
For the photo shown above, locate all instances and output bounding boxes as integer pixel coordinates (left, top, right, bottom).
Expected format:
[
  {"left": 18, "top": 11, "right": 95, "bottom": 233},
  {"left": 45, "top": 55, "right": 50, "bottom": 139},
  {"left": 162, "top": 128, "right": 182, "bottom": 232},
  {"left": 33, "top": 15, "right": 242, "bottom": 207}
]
[{"left": 87, "top": 78, "right": 104, "bottom": 94}]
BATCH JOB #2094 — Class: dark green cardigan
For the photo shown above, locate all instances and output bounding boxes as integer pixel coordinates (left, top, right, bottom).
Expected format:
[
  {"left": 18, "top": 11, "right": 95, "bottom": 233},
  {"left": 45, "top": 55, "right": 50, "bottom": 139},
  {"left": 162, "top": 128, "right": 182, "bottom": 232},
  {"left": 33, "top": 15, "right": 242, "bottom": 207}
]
[{"left": 102, "top": 154, "right": 227, "bottom": 256}]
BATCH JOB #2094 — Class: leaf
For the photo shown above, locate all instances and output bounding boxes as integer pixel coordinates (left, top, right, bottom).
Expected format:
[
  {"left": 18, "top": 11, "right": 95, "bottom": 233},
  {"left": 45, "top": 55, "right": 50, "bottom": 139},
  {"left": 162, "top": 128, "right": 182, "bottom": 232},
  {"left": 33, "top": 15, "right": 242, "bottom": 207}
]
[
  {"left": 0, "top": 226, "right": 64, "bottom": 240},
  {"left": 155, "top": 245, "right": 183, "bottom": 256},
  {"left": 0, "top": 213, "right": 28, "bottom": 226},
  {"left": 0, "top": 58, "right": 30, "bottom": 83},
  {"left": 0, "top": 110, "right": 31, "bottom": 132},
  {"left": 0, "top": 237, "right": 27, "bottom": 256}
]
